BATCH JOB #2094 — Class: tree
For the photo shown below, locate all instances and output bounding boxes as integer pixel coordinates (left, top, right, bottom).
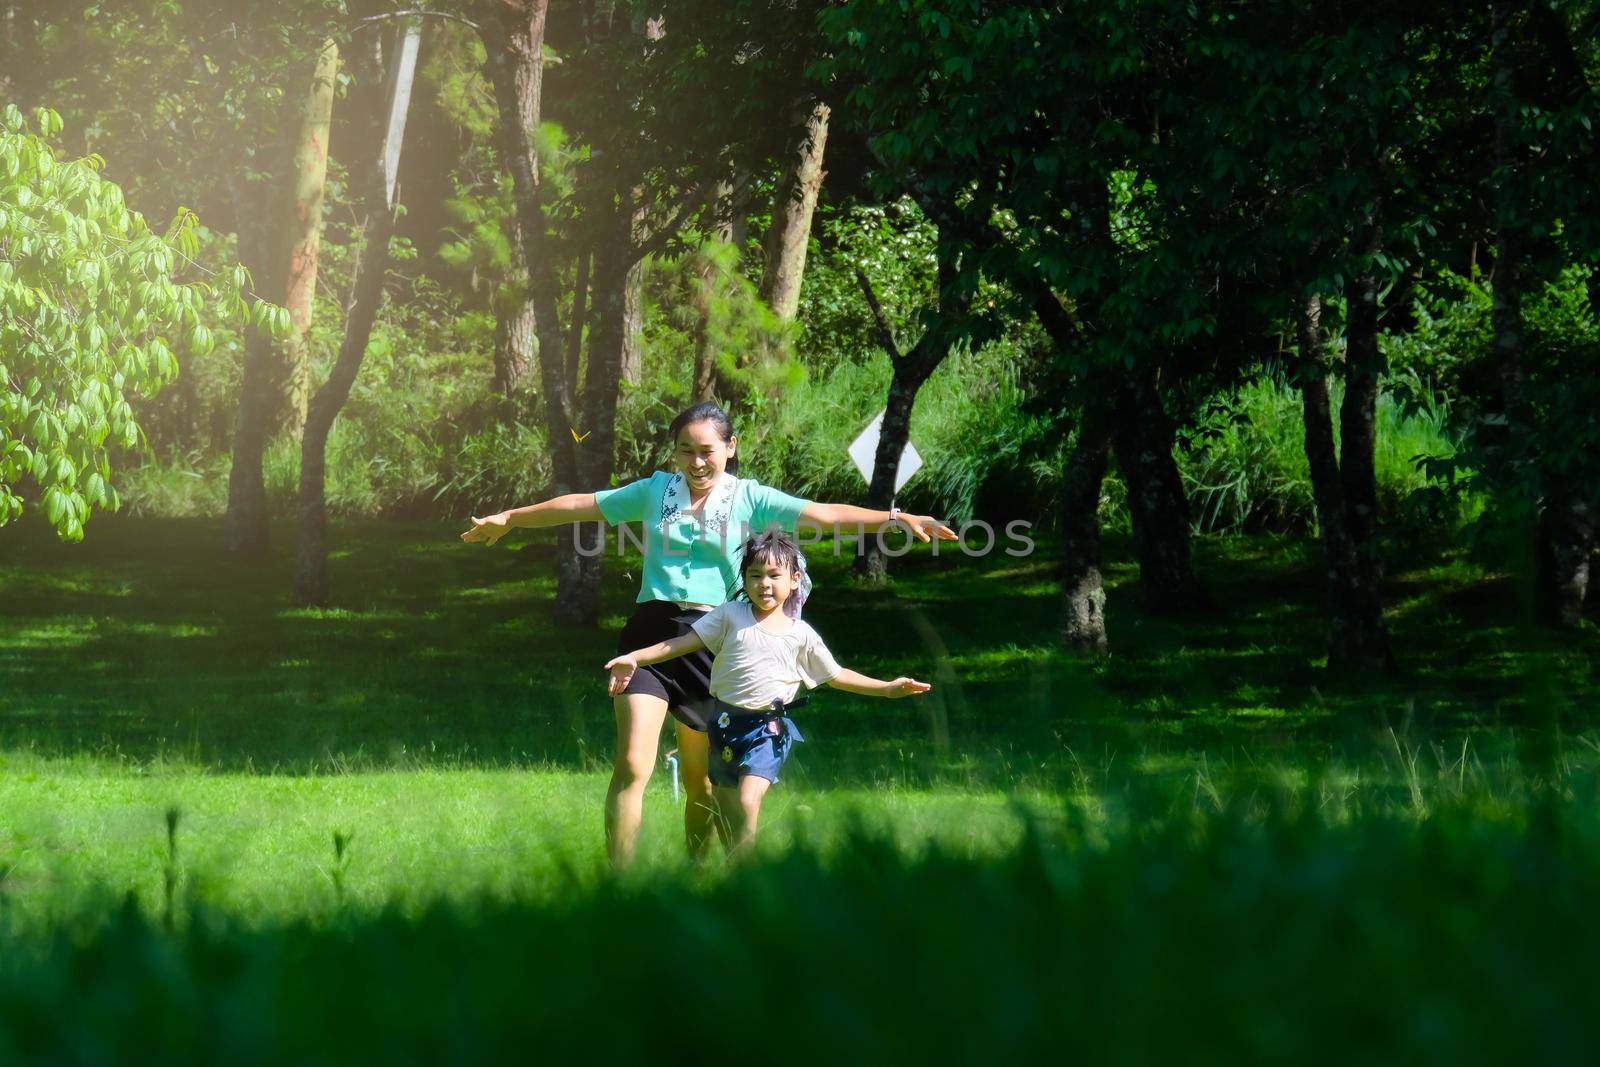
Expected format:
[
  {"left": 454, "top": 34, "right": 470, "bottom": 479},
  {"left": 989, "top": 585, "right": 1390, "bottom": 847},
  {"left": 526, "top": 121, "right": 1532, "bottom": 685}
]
[
  {"left": 759, "top": 101, "right": 829, "bottom": 322},
  {"left": 1485, "top": 0, "right": 1600, "bottom": 626},
  {"left": 209, "top": 3, "right": 351, "bottom": 558},
  {"left": 293, "top": 17, "right": 423, "bottom": 608},
  {"left": 851, "top": 226, "right": 971, "bottom": 583},
  {"left": 0, "top": 106, "right": 282, "bottom": 541}
]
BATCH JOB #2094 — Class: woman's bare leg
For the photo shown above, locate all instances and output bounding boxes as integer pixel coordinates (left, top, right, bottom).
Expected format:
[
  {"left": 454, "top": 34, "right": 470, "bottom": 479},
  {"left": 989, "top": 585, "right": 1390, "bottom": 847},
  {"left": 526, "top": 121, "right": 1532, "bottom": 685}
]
[
  {"left": 675, "top": 721, "right": 720, "bottom": 859},
  {"left": 606, "top": 692, "right": 669, "bottom": 867}
]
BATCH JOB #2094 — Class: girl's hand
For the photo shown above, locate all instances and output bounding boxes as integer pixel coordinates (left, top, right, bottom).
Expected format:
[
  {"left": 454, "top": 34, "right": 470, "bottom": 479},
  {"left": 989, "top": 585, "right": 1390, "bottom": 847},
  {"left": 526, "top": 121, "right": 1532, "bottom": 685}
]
[
  {"left": 461, "top": 512, "right": 513, "bottom": 546},
  {"left": 885, "top": 677, "right": 932, "bottom": 698},
  {"left": 604, "top": 655, "right": 639, "bottom": 697},
  {"left": 903, "top": 514, "right": 958, "bottom": 543}
]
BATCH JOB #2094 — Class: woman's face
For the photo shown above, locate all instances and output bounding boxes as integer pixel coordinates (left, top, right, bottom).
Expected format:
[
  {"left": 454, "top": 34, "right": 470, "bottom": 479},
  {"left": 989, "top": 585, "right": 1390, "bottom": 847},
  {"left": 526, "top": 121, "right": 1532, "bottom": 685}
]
[{"left": 674, "top": 420, "right": 735, "bottom": 495}]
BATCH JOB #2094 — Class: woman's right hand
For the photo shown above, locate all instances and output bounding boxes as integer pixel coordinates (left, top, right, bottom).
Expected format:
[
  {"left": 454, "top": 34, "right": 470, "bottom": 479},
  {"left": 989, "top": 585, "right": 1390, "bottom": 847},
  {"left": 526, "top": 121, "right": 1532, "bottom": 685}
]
[
  {"left": 604, "top": 656, "right": 638, "bottom": 697},
  {"left": 460, "top": 512, "right": 513, "bottom": 546}
]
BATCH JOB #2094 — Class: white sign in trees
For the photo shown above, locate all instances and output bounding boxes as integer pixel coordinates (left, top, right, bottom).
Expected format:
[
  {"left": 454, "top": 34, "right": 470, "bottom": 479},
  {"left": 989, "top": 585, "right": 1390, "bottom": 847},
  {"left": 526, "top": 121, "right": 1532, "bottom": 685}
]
[{"left": 849, "top": 409, "right": 923, "bottom": 494}]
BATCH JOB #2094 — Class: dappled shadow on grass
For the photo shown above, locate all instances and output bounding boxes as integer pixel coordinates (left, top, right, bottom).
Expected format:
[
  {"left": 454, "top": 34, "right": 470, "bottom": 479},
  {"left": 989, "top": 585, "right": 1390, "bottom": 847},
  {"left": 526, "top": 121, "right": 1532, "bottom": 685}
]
[
  {"left": 0, "top": 514, "right": 604, "bottom": 771},
  {"left": 1, "top": 516, "right": 1595, "bottom": 779}
]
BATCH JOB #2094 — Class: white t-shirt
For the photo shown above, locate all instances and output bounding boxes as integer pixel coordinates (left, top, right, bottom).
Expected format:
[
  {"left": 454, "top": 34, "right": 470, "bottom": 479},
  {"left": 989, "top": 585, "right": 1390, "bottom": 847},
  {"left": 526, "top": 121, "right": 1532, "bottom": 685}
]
[{"left": 691, "top": 601, "right": 842, "bottom": 711}]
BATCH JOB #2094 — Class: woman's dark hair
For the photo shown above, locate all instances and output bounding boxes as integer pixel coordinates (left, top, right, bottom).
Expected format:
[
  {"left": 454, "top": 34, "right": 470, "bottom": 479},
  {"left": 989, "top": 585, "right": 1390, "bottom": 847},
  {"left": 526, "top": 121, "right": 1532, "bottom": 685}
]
[
  {"left": 667, "top": 401, "right": 739, "bottom": 474},
  {"left": 735, "top": 530, "right": 803, "bottom": 599}
]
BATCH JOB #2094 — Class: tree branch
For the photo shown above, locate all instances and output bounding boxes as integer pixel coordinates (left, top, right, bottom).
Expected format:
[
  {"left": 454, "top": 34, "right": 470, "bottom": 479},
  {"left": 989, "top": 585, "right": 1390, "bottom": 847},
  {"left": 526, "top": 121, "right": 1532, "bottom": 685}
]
[
  {"left": 351, "top": 8, "right": 477, "bottom": 33},
  {"left": 629, "top": 181, "right": 714, "bottom": 265},
  {"left": 854, "top": 266, "right": 901, "bottom": 361}
]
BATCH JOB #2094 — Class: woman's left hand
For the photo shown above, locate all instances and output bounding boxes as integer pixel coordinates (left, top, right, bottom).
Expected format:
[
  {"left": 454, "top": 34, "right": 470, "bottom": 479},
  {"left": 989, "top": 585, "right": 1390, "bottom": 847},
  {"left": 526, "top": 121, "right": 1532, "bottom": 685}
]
[
  {"left": 603, "top": 656, "right": 638, "bottom": 697},
  {"left": 902, "top": 514, "right": 959, "bottom": 542},
  {"left": 885, "top": 677, "right": 933, "bottom": 697}
]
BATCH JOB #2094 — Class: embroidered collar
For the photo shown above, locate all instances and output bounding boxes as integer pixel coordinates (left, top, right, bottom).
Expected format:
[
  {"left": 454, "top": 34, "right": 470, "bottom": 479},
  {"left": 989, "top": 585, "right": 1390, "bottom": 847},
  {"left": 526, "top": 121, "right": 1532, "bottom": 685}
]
[{"left": 658, "top": 471, "right": 738, "bottom": 537}]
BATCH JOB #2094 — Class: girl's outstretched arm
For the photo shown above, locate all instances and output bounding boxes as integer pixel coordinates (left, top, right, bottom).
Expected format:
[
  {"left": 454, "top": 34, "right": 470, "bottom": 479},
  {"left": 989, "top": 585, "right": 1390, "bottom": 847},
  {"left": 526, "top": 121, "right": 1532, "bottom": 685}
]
[
  {"left": 798, "top": 502, "right": 958, "bottom": 543},
  {"left": 826, "top": 668, "right": 932, "bottom": 698},
  {"left": 460, "top": 493, "right": 603, "bottom": 546},
  {"left": 603, "top": 632, "right": 708, "bottom": 697}
]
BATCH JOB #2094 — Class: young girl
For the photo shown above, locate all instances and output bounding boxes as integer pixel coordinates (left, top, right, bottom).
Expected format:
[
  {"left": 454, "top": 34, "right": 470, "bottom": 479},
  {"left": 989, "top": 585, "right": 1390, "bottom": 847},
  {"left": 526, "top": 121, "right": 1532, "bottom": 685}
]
[
  {"left": 603, "top": 530, "right": 931, "bottom": 851},
  {"left": 461, "top": 402, "right": 955, "bottom": 866}
]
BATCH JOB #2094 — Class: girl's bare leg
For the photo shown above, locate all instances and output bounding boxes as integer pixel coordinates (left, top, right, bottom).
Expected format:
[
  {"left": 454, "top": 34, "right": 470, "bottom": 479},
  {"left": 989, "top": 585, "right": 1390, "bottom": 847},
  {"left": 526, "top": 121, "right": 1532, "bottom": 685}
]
[
  {"left": 717, "top": 775, "right": 771, "bottom": 857},
  {"left": 675, "top": 721, "right": 720, "bottom": 859},
  {"left": 606, "top": 692, "right": 668, "bottom": 868}
]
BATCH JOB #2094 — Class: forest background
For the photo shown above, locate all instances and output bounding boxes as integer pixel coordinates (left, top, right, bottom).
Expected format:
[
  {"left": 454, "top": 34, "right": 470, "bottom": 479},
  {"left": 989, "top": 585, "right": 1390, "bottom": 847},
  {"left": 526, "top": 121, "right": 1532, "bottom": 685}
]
[{"left": 2, "top": 0, "right": 1597, "bottom": 660}]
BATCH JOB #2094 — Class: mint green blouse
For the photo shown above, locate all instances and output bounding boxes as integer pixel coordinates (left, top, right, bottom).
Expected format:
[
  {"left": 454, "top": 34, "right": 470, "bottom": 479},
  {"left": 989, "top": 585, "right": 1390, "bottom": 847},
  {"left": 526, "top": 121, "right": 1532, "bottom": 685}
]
[{"left": 594, "top": 472, "right": 811, "bottom": 605}]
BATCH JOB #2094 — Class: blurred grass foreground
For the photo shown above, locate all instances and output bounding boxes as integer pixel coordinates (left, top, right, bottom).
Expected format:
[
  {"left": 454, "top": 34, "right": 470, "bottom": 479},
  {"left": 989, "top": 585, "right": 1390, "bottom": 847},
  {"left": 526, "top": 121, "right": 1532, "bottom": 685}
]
[{"left": 5, "top": 803, "right": 1600, "bottom": 1064}]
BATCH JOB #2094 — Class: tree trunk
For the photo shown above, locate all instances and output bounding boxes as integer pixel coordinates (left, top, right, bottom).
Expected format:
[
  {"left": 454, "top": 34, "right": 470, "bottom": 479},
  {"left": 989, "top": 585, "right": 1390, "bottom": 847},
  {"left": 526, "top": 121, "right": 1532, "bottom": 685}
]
[
  {"left": 1111, "top": 370, "right": 1206, "bottom": 613},
  {"left": 294, "top": 20, "right": 417, "bottom": 608},
  {"left": 1489, "top": 0, "right": 1549, "bottom": 626},
  {"left": 1341, "top": 271, "right": 1383, "bottom": 583},
  {"left": 493, "top": 283, "right": 537, "bottom": 395},
  {"left": 1060, "top": 405, "right": 1113, "bottom": 653},
  {"left": 1297, "top": 293, "right": 1392, "bottom": 670},
  {"left": 759, "top": 101, "right": 829, "bottom": 322},
  {"left": 565, "top": 247, "right": 590, "bottom": 403},
  {"left": 579, "top": 221, "right": 631, "bottom": 489},
  {"left": 1538, "top": 492, "right": 1595, "bottom": 626},
  {"left": 557, "top": 203, "right": 633, "bottom": 627},
  {"left": 222, "top": 326, "right": 278, "bottom": 557},
  {"left": 479, "top": 0, "right": 577, "bottom": 493},
  {"left": 295, "top": 208, "right": 397, "bottom": 606},
  {"left": 853, "top": 368, "right": 931, "bottom": 584},
  {"left": 279, "top": 38, "right": 339, "bottom": 433},
  {"left": 690, "top": 237, "right": 725, "bottom": 404},
  {"left": 490, "top": 12, "right": 541, "bottom": 399},
  {"left": 620, "top": 257, "right": 645, "bottom": 386},
  {"left": 619, "top": 188, "right": 647, "bottom": 385},
  {"left": 222, "top": 88, "right": 297, "bottom": 558},
  {"left": 696, "top": 183, "right": 738, "bottom": 402},
  {"left": 851, "top": 238, "right": 964, "bottom": 583}
]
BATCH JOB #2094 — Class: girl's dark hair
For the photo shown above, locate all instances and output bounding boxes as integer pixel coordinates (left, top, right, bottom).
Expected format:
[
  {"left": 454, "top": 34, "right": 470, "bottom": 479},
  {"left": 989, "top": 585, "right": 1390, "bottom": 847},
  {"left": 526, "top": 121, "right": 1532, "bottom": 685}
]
[
  {"left": 667, "top": 401, "right": 739, "bottom": 474},
  {"left": 736, "top": 530, "right": 803, "bottom": 598}
]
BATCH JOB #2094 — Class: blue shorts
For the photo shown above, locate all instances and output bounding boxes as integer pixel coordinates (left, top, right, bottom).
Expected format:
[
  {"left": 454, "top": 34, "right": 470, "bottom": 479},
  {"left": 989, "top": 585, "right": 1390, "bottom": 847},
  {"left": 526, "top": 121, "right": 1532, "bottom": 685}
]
[{"left": 708, "top": 704, "right": 806, "bottom": 787}]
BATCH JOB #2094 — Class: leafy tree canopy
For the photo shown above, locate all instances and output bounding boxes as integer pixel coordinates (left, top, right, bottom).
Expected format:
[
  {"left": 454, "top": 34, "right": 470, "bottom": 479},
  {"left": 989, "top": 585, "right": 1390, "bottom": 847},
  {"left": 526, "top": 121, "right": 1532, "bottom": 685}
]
[{"left": 0, "top": 107, "right": 285, "bottom": 540}]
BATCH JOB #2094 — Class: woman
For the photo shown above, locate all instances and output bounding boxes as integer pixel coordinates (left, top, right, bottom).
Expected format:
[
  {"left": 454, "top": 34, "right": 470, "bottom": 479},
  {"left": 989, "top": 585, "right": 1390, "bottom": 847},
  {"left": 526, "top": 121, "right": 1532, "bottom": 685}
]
[{"left": 461, "top": 402, "right": 955, "bottom": 866}]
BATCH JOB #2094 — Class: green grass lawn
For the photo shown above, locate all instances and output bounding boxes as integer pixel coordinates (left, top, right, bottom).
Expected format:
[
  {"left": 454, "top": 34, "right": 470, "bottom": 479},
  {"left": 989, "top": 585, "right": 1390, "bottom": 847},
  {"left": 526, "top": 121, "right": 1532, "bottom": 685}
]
[
  {"left": 3, "top": 514, "right": 1599, "bottom": 1059},
  {"left": 3, "top": 512, "right": 1593, "bottom": 772},
  {"left": 1, "top": 512, "right": 1595, "bottom": 910}
]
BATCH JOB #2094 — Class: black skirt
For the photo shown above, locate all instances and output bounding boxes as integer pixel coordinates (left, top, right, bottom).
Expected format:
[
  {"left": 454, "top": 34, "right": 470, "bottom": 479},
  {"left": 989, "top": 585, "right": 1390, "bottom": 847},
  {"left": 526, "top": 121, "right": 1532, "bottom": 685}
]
[{"left": 616, "top": 599, "right": 717, "bottom": 730}]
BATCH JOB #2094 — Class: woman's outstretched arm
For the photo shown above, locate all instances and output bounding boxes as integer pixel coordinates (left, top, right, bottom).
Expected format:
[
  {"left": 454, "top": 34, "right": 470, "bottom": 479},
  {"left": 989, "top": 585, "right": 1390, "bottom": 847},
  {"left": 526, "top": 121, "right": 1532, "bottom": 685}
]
[
  {"left": 798, "top": 502, "right": 959, "bottom": 543},
  {"left": 460, "top": 493, "right": 603, "bottom": 546}
]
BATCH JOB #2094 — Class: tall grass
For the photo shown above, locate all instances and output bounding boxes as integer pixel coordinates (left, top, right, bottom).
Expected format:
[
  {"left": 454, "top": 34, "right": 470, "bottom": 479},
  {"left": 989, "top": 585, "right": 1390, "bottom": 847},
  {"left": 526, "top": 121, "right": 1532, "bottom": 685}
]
[
  {"left": 740, "top": 343, "right": 1043, "bottom": 526},
  {"left": 1177, "top": 373, "right": 1462, "bottom": 535}
]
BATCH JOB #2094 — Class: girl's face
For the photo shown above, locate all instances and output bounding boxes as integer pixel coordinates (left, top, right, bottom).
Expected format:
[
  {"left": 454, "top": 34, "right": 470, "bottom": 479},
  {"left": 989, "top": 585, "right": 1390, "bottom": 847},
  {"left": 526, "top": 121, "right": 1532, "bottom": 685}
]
[
  {"left": 674, "top": 420, "right": 735, "bottom": 495},
  {"left": 744, "top": 557, "right": 800, "bottom": 614}
]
